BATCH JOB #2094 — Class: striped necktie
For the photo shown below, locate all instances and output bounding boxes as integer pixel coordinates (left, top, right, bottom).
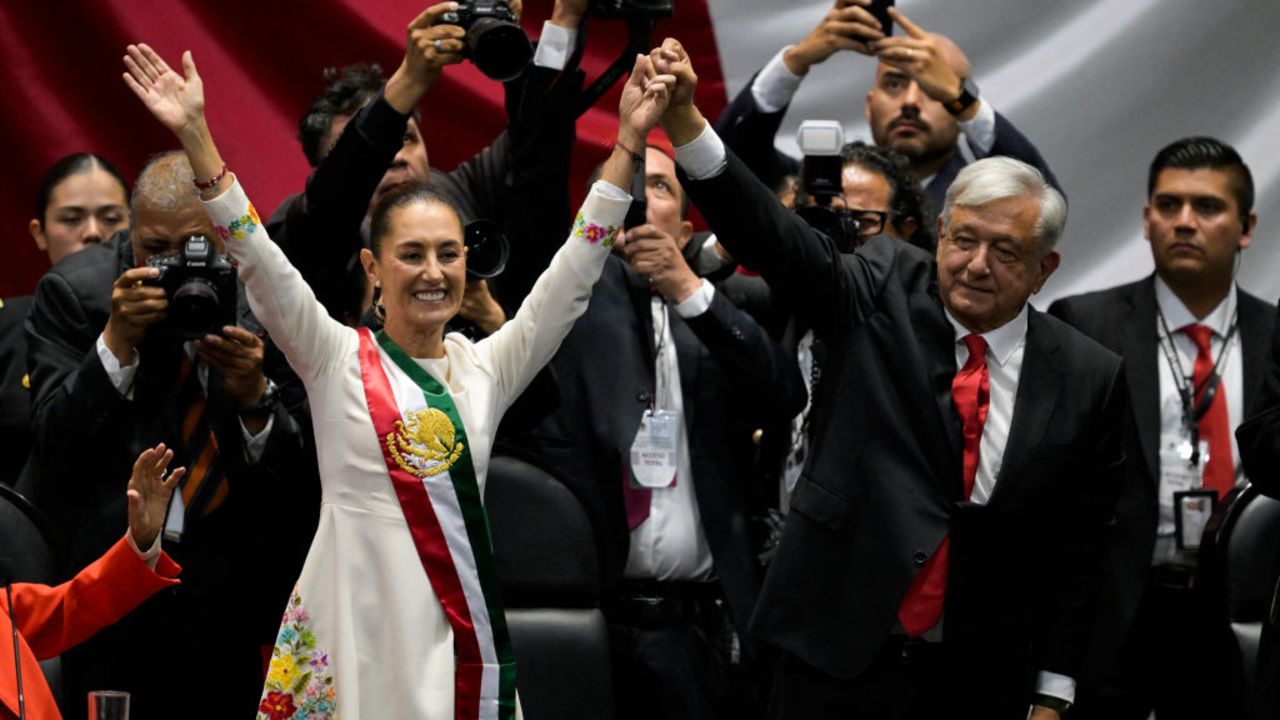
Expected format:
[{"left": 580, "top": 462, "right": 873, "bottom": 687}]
[{"left": 174, "top": 353, "right": 229, "bottom": 521}]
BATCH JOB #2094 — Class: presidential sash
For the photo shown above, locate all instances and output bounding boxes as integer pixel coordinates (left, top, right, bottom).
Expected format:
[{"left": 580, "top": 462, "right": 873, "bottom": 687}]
[{"left": 358, "top": 328, "right": 516, "bottom": 720}]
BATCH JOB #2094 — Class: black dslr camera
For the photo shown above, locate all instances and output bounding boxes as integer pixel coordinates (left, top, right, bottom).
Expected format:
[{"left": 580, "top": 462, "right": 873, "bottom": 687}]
[
  {"left": 794, "top": 120, "right": 861, "bottom": 253},
  {"left": 588, "top": 0, "right": 673, "bottom": 18},
  {"left": 438, "top": 0, "right": 532, "bottom": 82},
  {"left": 146, "top": 235, "right": 238, "bottom": 340}
]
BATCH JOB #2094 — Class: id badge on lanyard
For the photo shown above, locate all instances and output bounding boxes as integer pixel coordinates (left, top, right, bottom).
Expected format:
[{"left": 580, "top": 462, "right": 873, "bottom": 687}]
[{"left": 630, "top": 407, "right": 680, "bottom": 488}]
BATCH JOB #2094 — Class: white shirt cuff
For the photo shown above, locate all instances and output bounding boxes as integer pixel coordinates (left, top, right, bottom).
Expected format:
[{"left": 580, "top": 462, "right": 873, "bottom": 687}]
[
  {"left": 697, "top": 234, "right": 732, "bottom": 272},
  {"left": 96, "top": 332, "right": 139, "bottom": 400},
  {"left": 1034, "top": 670, "right": 1076, "bottom": 705},
  {"left": 674, "top": 279, "right": 715, "bottom": 318},
  {"left": 594, "top": 179, "right": 632, "bottom": 201},
  {"left": 957, "top": 98, "right": 997, "bottom": 157},
  {"left": 674, "top": 123, "right": 728, "bottom": 181},
  {"left": 751, "top": 46, "right": 804, "bottom": 114},
  {"left": 240, "top": 414, "right": 274, "bottom": 463},
  {"left": 124, "top": 530, "right": 163, "bottom": 571},
  {"left": 534, "top": 21, "right": 576, "bottom": 71}
]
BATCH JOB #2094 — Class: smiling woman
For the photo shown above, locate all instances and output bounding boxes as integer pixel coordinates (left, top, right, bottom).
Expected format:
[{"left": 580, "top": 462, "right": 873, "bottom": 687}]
[{"left": 120, "top": 32, "right": 674, "bottom": 719}]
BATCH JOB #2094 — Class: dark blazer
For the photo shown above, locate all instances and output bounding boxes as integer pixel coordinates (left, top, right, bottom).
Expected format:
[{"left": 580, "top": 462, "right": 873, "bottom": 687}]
[
  {"left": 0, "top": 295, "right": 32, "bottom": 487},
  {"left": 714, "top": 71, "right": 1064, "bottom": 217},
  {"left": 1049, "top": 277, "right": 1277, "bottom": 689},
  {"left": 1239, "top": 297, "right": 1280, "bottom": 495},
  {"left": 23, "top": 233, "right": 312, "bottom": 719},
  {"left": 683, "top": 149, "right": 1127, "bottom": 716},
  {"left": 535, "top": 255, "right": 806, "bottom": 638}
]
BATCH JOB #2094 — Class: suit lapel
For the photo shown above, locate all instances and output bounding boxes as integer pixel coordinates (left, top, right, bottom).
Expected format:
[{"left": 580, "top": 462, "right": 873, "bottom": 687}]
[
  {"left": 1238, "top": 290, "right": 1272, "bottom": 415},
  {"left": 1123, "top": 277, "right": 1162, "bottom": 485},
  {"left": 911, "top": 284, "right": 963, "bottom": 492},
  {"left": 994, "top": 310, "right": 1063, "bottom": 492}
]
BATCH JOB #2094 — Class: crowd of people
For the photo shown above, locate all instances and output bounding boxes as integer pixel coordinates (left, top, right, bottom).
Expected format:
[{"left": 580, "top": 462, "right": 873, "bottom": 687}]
[{"left": 1, "top": 1, "right": 1279, "bottom": 719}]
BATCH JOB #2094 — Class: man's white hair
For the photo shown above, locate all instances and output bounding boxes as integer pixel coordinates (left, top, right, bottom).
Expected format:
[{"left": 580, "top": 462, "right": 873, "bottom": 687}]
[
  {"left": 940, "top": 156, "right": 1067, "bottom": 254},
  {"left": 130, "top": 150, "right": 198, "bottom": 217}
]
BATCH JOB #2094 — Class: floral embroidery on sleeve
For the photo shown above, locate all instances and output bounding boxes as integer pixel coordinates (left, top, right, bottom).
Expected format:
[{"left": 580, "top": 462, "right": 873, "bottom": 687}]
[
  {"left": 258, "top": 589, "right": 336, "bottom": 719},
  {"left": 216, "top": 202, "right": 262, "bottom": 243},
  {"left": 572, "top": 211, "right": 621, "bottom": 248}
]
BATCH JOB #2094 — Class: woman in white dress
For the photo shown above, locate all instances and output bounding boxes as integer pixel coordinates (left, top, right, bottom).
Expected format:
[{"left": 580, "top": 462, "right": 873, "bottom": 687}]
[{"left": 121, "top": 40, "right": 675, "bottom": 720}]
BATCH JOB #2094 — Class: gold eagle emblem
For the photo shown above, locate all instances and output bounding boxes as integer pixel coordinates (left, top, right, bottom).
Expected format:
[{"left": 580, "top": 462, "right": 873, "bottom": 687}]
[{"left": 387, "top": 407, "right": 465, "bottom": 478}]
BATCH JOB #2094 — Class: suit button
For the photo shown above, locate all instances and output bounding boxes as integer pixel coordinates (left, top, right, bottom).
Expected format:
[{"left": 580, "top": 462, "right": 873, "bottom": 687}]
[
  {"left": 636, "top": 391, "right": 650, "bottom": 404},
  {"left": 912, "top": 550, "right": 929, "bottom": 566}
]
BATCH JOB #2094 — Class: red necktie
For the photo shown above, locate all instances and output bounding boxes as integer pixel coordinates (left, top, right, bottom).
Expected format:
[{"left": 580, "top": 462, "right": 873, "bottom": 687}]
[
  {"left": 1182, "top": 324, "right": 1235, "bottom": 498},
  {"left": 898, "top": 334, "right": 990, "bottom": 637}
]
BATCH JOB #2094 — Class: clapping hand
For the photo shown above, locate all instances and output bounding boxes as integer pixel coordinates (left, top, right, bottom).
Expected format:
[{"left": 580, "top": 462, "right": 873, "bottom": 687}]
[
  {"left": 127, "top": 444, "right": 185, "bottom": 552},
  {"left": 122, "top": 44, "right": 206, "bottom": 139}
]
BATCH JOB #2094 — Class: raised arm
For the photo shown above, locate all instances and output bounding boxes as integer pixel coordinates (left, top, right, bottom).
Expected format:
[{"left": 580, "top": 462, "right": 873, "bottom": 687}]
[
  {"left": 478, "top": 54, "right": 673, "bottom": 406},
  {"left": 656, "top": 39, "right": 879, "bottom": 334},
  {"left": 715, "top": 0, "right": 883, "bottom": 191},
  {"left": 122, "top": 44, "right": 351, "bottom": 382}
]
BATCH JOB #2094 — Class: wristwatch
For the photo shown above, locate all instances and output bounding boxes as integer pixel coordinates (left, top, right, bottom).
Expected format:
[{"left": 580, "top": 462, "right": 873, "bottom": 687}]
[
  {"left": 1031, "top": 692, "right": 1072, "bottom": 714},
  {"left": 240, "top": 378, "right": 280, "bottom": 419},
  {"left": 944, "top": 75, "right": 980, "bottom": 116}
]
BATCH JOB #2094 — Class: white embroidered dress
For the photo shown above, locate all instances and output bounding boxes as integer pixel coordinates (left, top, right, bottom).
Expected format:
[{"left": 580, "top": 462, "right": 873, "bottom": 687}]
[{"left": 202, "top": 179, "right": 627, "bottom": 720}]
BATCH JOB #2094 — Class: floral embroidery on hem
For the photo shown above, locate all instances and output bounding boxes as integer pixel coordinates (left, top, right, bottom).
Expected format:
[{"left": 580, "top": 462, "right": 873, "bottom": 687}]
[
  {"left": 216, "top": 202, "right": 262, "bottom": 243},
  {"left": 258, "top": 588, "right": 336, "bottom": 719},
  {"left": 572, "top": 211, "right": 620, "bottom": 248}
]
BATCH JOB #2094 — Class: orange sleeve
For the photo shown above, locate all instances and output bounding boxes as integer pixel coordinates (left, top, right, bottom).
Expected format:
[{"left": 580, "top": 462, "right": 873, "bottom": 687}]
[{"left": 0, "top": 536, "right": 181, "bottom": 660}]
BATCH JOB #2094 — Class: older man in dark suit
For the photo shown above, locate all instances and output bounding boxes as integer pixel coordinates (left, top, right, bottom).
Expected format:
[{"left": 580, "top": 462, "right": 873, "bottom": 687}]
[
  {"left": 1051, "top": 137, "right": 1278, "bottom": 719},
  {"left": 652, "top": 38, "right": 1128, "bottom": 719},
  {"left": 24, "top": 151, "right": 311, "bottom": 719}
]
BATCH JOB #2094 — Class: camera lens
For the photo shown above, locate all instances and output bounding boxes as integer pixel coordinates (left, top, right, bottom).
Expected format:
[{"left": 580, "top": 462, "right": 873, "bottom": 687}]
[
  {"left": 466, "top": 17, "right": 533, "bottom": 82},
  {"left": 464, "top": 218, "right": 510, "bottom": 279},
  {"left": 172, "top": 278, "right": 222, "bottom": 339}
]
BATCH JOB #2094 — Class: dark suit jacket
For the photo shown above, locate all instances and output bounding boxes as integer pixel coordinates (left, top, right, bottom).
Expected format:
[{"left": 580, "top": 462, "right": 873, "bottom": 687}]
[
  {"left": 1049, "top": 277, "right": 1277, "bottom": 691},
  {"left": 23, "top": 233, "right": 312, "bottom": 719},
  {"left": 0, "top": 295, "right": 32, "bottom": 487},
  {"left": 535, "top": 256, "right": 805, "bottom": 638},
  {"left": 714, "top": 71, "right": 1064, "bottom": 217},
  {"left": 683, "top": 149, "right": 1127, "bottom": 716},
  {"left": 1239, "top": 297, "right": 1280, "bottom": 495}
]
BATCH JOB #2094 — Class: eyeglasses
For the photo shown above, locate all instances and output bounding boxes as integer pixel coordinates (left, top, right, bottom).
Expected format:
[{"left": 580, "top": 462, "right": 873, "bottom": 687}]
[{"left": 836, "top": 208, "right": 889, "bottom": 237}]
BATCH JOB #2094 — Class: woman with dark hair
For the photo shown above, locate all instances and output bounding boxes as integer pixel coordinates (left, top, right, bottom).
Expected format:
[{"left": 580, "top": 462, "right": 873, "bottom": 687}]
[
  {"left": 123, "top": 40, "right": 671, "bottom": 719},
  {"left": 2, "top": 153, "right": 130, "bottom": 488},
  {"left": 28, "top": 153, "right": 130, "bottom": 267}
]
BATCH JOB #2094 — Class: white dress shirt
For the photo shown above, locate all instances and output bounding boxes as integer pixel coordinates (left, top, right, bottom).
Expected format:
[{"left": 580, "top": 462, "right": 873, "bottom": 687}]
[
  {"left": 1153, "top": 278, "right": 1244, "bottom": 539},
  {"left": 943, "top": 307, "right": 1027, "bottom": 505},
  {"left": 623, "top": 280, "right": 717, "bottom": 582}
]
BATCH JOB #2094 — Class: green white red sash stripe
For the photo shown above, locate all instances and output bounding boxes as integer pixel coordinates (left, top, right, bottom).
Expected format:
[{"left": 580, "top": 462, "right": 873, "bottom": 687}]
[{"left": 358, "top": 328, "right": 516, "bottom": 720}]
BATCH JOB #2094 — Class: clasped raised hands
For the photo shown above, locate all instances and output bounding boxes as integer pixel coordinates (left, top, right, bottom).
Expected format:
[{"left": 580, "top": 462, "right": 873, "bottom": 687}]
[{"left": 616, "top": 54, "right": 676, "bottom": 152}]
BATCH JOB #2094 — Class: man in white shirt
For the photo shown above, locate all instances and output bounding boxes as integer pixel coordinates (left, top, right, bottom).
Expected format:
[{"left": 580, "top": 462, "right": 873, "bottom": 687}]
[
  {"left": 716, "top": 0, "right": 1060, "bottom": 219},
  {"left": 538, "top": 144, "right": 805, "bottom": 720},
  {"left": 1050, "top": 137, "right": 1277, "bottom": 719}
]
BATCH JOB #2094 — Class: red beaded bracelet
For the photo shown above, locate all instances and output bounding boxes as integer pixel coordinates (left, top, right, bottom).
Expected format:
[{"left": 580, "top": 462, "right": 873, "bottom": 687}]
[
  {"left": 193, "top": 163, "right": 229, "bottom": 191},
  {"left": 614, "top": 139, "right": 643, "bottom": 163}
]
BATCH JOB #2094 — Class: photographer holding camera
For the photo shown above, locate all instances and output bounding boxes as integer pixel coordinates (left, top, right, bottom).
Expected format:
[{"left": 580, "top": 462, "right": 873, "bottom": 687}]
[
  {"left": 23, "top": 150, "right": 311, "bottom": 718},
  {"left": 271, "top": 0, "right": 587, "bottom": 332},
  {"left": 717, "top": 0, "right": 1060, "bottom": 220}
]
